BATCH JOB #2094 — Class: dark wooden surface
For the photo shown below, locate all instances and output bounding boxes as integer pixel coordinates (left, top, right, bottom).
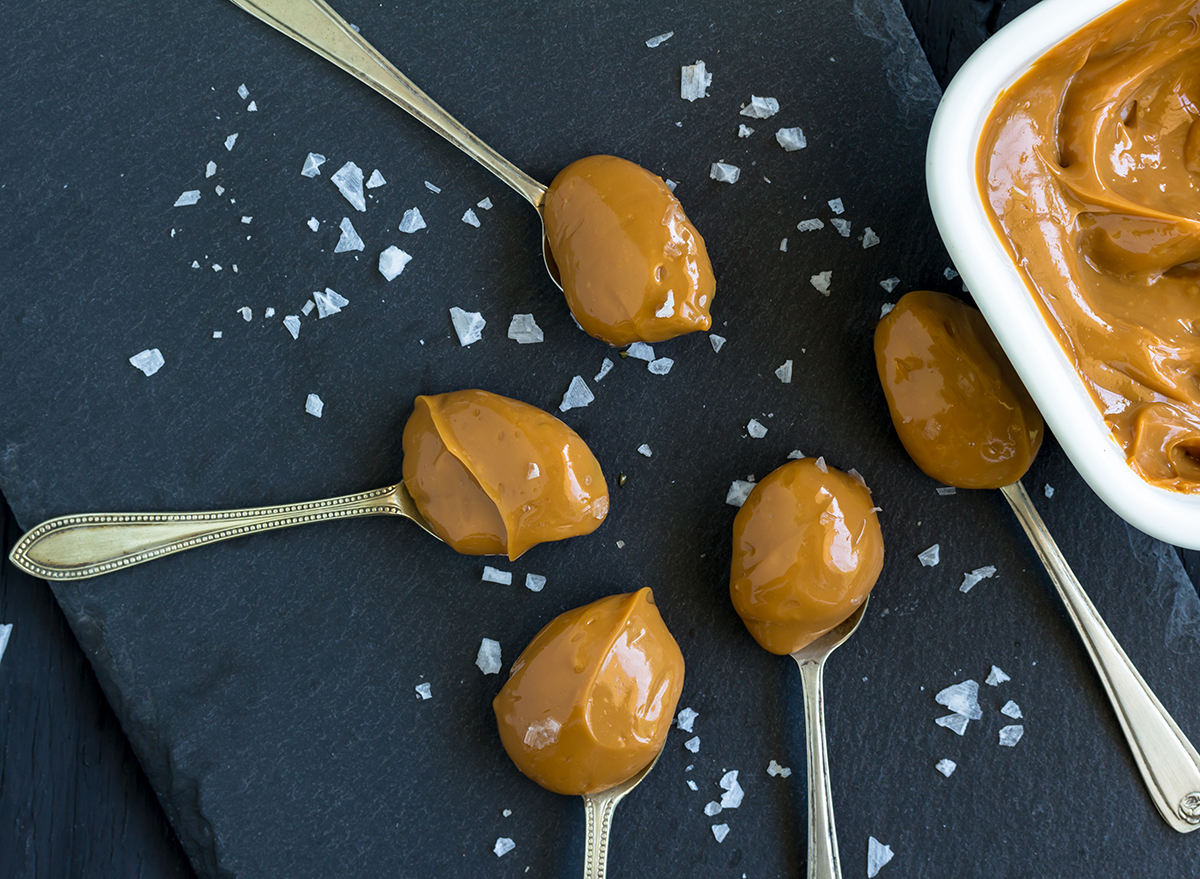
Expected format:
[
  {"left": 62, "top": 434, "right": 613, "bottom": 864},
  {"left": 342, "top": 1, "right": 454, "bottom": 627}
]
[{"left": 1, "top": 2, "right": 1196, "bottom": 877}]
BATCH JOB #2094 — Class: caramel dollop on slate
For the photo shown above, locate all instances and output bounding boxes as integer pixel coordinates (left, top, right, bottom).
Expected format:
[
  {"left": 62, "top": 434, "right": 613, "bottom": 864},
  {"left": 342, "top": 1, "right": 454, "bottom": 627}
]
[
  {"left": 979, "top": 0, "right": 1200, "bottom": 491},
  {"left": 543, "top": 155, "right": 715, "bottom": 347},
  {"left": 730, "top": 459, "right": 884, "bottom": 655},
  {"left": 493, "top": 587, "right": 685, "bottom": 796},
  {"left": 401, "top": 390, "right": 608, "bottom": 560},
  {"left": 874, "top": 290, "right": 1044, "bottom": 489}
]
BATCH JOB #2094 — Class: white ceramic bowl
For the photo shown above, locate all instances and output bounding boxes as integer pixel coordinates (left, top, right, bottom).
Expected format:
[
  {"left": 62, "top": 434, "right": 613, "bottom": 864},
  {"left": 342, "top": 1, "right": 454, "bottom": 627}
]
[{"left": 926, "top": 0, "right": 1200, "bottom": 550}]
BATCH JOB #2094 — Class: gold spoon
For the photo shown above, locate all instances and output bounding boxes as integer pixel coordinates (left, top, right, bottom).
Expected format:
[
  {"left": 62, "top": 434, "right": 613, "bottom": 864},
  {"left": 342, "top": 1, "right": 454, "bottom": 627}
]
[
  {"left": 580, "top": 750, "right": 661, "bottom": 879},
  {"left": 227, "top": 0, "right": 562, "bottom": 286},
  {"left": 8, "top": 482, "right": 438, "bottom": 581},
  {"left": 789, "top": 598, "right": 869, "bottom": 879}
]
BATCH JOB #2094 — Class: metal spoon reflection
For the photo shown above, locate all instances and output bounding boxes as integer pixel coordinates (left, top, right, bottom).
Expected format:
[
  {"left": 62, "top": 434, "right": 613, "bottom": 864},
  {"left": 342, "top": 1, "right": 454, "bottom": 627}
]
[{"left": 580, "top": 750, "right": 661, "bottom": 879}]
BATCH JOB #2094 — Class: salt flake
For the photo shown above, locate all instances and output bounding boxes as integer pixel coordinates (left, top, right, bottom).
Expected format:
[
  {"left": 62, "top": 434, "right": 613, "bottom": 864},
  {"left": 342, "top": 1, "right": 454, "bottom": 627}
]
[
  {"left": 224, "top": 133, "right": 238, "bottom": 151},
  {"left": 399, "top": 207, "right": 427, "bottom": 233},
  {"left": 862, "top": 227, "right": 880, "bottom": 248},
  {"left": 449, "top": 307, "right": 486, "bottom": 345},
  {"left": 1001, "top": 700, "right": 1023, "bottom": 719},
  {"left": 775, "top": 360, "right": 793, "bottom": 383},
  {"left": 647, "top": 357, "right": 674, "bottom": 375},
  {"left": 205, "top": 161, "right": 216, "bottom": 178},
  {"left": 747, "top": 419, "right": 767, "bottom": 438},
  {"left": 797, "top": 218, "right": 824, "bottom": 232},
  {"left": 378, "top": 245, "right": 412, "bottom": 281},
  {"left": 935, "top": 714, "right": 970, "bottom": 735},
  {"left": 462, "top": 208, "right": 481, "bottom": 227},
  {"left": 917, "top": 544, "right": 940, "bottom": 567},
  {"left": 867, "top": 837, "right": 894, "bottom": 878},
  {"left": 334, "top": 216, "right": 364, "bottom": 252},
  {"left": 704, "top": 801, "right": 723, "bottom": 817},
  {"left": 740, "top": 95, "right": 780, "bottom": 119},
  {"left": 775, "top": 127, "right": 806, "bottom": 151},
  {"left": 366, "top": 169, "right": 386, "bottom": 188},
  {"left": 129, "top": 348, "right": 164, "bottom": 376},
  {"left": 626, "top": 341, "right": 656, "bottom": 361},
  {"left": 476, "top": 638, "right": 502, "bottom": 674},
  {"left": 684, "top": 736, "right": 700, "bottom": 753},
  {"left": 1045, "top": 484, "right": 1055, "bottom": 498},
  {"left": 810, "top": 271, "right": 832, "bottom": 295},
  {"left": 508, "top": 313, "right": 544, "bottom": 344},
  {"left": 681, "top": 61, "right": 712, "bottom": 101},
  {"left": 710, "top": 162, "right": 740, "bottom": 184},
  {"left": 307, "top": 217, "right": 319, "bottom": 232},
  {"left": 880, "top": 277, "right": 900, "bottom": 292},
  {"left": 174, "top": 190, "right": 201, "bottom": 207},
  {"left": 677, "top": 707, "right": 698, "bottom": 732},
  {"left": 718, "top": 771, "right": 743, "bottom": 808},
  {"left": 935, "top": 759, "right": 957, "bottom": 777},
  {"left": 559, "top": 376, "right": 594, "bottom": 412},
  {"left": 415, "top": 682, "right": 432, "bottom": 700},
  {"left": 709, "top": 334, "right": 727, "bottom": 352},
  {"left": 986, "top": 665, "right": 1011, "bottom": 686},
  {"left": 594, "top": 358, "right": 614, "bottom": 381},
  {"left": 314, "top": 288, "right": 349, "bottom": 318},
  {"left": 711, "top": 824, "right": 730, "bottom": 843},
  {"left": 645, "top": 32, "right": 674, "bottom": 48},
  {"left": 331, "top": 161, "right": 366, "bottom": 212},
  {"left": 237, "top": 83, "right": 249, "bottom": 99},
  {"left": 739, "top": 124, "right": 755, "bottom": 138},
  {"left": 936, "top": 680, "right": 983, "bottom": 719},
  {"left": 935, "top": 486, "right": 956, "bottom": 496},
  {"left": 525, "top": 573, "right": 547, "bottom": 592},
  {"left": 960, "top": 565, "right": 997, "bottom": 593},
  {"left": 238, "top": 306, "right": 252, "bottom": 322},
  {"left": 247, "top": 101, "right": 257, "bottom": 112},
  {"left": 305, "top": 394, "right": 324, "bottom": 418},
  {"left": 999, "top": 724, "right": 1024, "bottom": 746},
  {"left": 830, "top": 218, "right": 851, "bottom": 237},
  {"left": 301, "top": 153, "right": 326, "bottom": 177},
  {"left": 283, "top": 315, "right": 301, "bottom": 339},
  {"left": 767, "top": 759, "right": 792, "bottom": 777},
  {"left": 828, "top": 198, "right": 844, "bottom": 214},
  {"left": 726, "top": 479, "right": 755, "bottom": 507},
  {"left": 477, "top": 197, "right": 493, "bottom": 210},
  {"left": 493, "top": 837, "right": 515, "bottom": 857},
  {"left": 424, "top": 180, "right": 441, "bottom": 193}
]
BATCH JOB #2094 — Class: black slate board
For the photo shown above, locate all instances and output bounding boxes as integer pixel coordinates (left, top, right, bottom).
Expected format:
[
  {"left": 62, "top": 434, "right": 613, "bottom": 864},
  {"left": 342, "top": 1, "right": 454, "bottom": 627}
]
[{"left": 2, "top": 1, "right": 1200, "bottom": 877}]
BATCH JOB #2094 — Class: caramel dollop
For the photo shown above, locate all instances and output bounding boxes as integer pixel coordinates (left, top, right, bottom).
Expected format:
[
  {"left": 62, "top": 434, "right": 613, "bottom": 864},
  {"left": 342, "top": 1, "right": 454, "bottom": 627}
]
[
  {"left": 979, "top": 0, "right": 1200, "bottom": 491},
  {"left": 730, "top": 459, "right": 884, "bottom": 655},
  {"left": 401, "top": 390, "right": 608, "bottom": 560},
  {"left": 874, "top": 290, "right": 1044, "bottom": 489},
  {"left": 493, "top": 587, "right": 685, "bottom": 796},
  {"left": 543, "top": 155, "right": 715, "bottom": 347}
]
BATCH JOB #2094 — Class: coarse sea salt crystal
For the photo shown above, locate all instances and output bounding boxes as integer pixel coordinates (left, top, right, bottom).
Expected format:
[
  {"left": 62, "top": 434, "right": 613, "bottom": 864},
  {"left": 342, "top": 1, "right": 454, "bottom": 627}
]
[
  {"left": 935, "top": 486, "right": 956, "bottom": 496},
  {"left": 638, "top": 444, "right": 653, "bottom": 457},
  {"left": 986, "top": 665, "right": 1011, "bottom": 686},
  {"left": 719, "top": 771, "right": 743, "bottom": 808},
  {"left": 741, "top": 95, "right": 780, "bottom": 119},
  {"left": 205, "top": 161, "right": 216, "bottom": 178},
  {"left": 747, "top": 419, "right": 767, "bottom": 439},
  {"left": 935, "top": 714, "right": 970, "bottom": 736},
  {"left": 677, "top": 707, "right": 698, "bottom": 732},
  {"left": 867, "top": 837, "right": 894, "bottom": 878},
  {"left": 366, "top": 169, "right": 386, "bottom": 188},
  {"left": 477, "top": 197, "right": 493, "bottom": 210},
  {"left": 238, "top": 306, "right": 252, "bottom": 321},
  {"left": 775, "top": 127, "right": 806, "bottom": 151},
  {"left": 684, "top": 736, "right": 700, "bottom": 753},
  {"left": 212, "top": 331, "right": 222, "bottom": 339},
  {"left": 559, "top": 376, "right": 594, "bottom": 412},
  {"left": 301, "top": 153, "right": 326, "bottom": 177},
  {"left": 237, "top": 83, "right": 249, "bottom": 99},
  {"left": 828, "top": 198, "right": 845, "bottom": 214},
  {"left": 450, "top": 307, "right": 486, "bottom": 345},
  {"left": 797, "top": 218, "right": 823, "bottom": 232},
  {"left": 704, "top": 801, "right": 723, "bottom": 817},
  {"left": 508, "top": 313, "right": 544, "bottom": 344},
  {"left": 645, "top": 31, "right": 673, "bottom": 47},
  {"left": 399, "top": 207, "right": 427, "bottom": 233},
  {"left": 1045, "top": 484, "right": 1055, "bottom": 498},
  {"left": 999, "top": 724, "right": 1024, "bottom": 746},
  {"left": 710, "top": 162, "right": 740, "bottom": 184},
  {"left": 527, "top": 463, "right": 540, "bottom": 480},
  {"left": 378, "top": 245, "right": 412, "bottom": 281},
  {"left": 664, "top": 178, "right": 678, "bottom": 191},
  {"left": 739, "top": 124, "right": 754, "bottom": 138},
  {"left": 1001, "top": 700, "right": 1023, "bottom": 719},
  {"left": 462, "top": 208, "right": 481, "bottom": 227},
  {"left": 424, "top": 180, "right": 441, "bottom": 193},
  {"left": 212, "top": 263, "right": 223, "bottom": 272},
  {"left": 627, "top": 341, "right": 655, "bottom": 361},
  {"left": 307, "top": 217, "right": 319, "bottom": 231},
  {"left": 726, "top": 479, "right": 755, "bottom": 507},
  {"left": 525, "top": 573, "right": 546, "bottom": 592},
  {"left": 129, "top": 348, "right": 165, "bottom": 376},
  {"left": 594, "top": 358, "right": 614, "bottom": 381},
  {"left": 191, "top": 261, "right": 200, "bottom": 268},
  {"left": 224, "top": 133, "right": 238, "bottom": 151},
  {"left": 247, "top": 101, "right": 257, "bottom": 112},
  {"left": 241, "top": 215, "right": 252, "bottom": 224},
  {"left": 709, "top": 334, "right": 726, "bottom": 353},
  {"left": 880, "top": 277, "right": 900, "bottom": 292},
  {"left": 775, "top": 360, "right": 793, "bottom": 383},
  {"left": 935, "top": 759, "right": 957, "bottom": 777},
  {"left": 331, "top": 161, "right": 366, "bottom": 212},
  {"left": 830, "top": 218, "right": 851, "bottom": 237},
  {"left": 686, "top": 780, "right": 698, "bottom": 791},
  {"left": 315, "top": 287, "right": 349, "bottom": 318},
  {"left": 862, "top": 227, "right": 880, "bottom": 248},
  {"left": 174, "top": 190, "right": 201, "bottom": 207},
  {"left": 814, "top": 456, "right": 828, "bottom": 473},
  {"left": 494, "top": 838, "right": 515, "bottom": 857},
  {"left": 810, "top": 271, "right": 832, "bottom": 295},
  {"left": 960, "top": 565, "right": 997, "bottom": 593},
  {"left": 283, "top": 315, "right": 301, "bottom": 339},
  {"left": 305, "top": 393, "right": 324, "bottom": 417},
  {"left": 415, "top": 682, "right": 432, "bottom": 700},
  {"left": 681, "top": 61, "right": 712, "bottom": 101},
  {"left": 944, "top": 266, "right": 959, "bottom": 279},
  {"left": 648, "top": 357, "right": 674, "bottom": 375},
  {"left": 302, "top": 300, "right": 315, "bottom": 316},
  {"left": 482, "top": 566, "right": 511, "bottom": 585},
  {"left": 476, "top": 638, "right": 502, "bottom": 674},
  {"left": 767, "top": 760, "right": 792, "bottom": 777},
  {"left": 918, "top": 544, "right": 940, "bottom": 567},
  {"left": 711, "top": 824, "right": 730, "bottom": 843},
  {"left": 936, "top": 680, "right": 983, "bottom": 719},
  {"left": 0, "top": 624, "right": 11, "bottom": 668},
  {"left": 787, "top": 450, "right": 805, "bottom": 459},
  {"left": 848, "top": 468, "right": 867, "bottom": 486},
  {"left": 656, "top": 289, "right": 675, "bottom": 318},
  {"left": 335, "top": 216, "right": 365, "bottom": 252},
  {"left": 779, "top": 237, "right": 787, "bottom": 252}
]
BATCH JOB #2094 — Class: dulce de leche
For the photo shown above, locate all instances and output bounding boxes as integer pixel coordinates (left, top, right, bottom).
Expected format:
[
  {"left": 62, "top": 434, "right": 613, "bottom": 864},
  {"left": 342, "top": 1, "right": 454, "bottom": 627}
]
[
  {"left": 874, "top": 290, "right": 1044, "bottom": 489},
  {"left": 730, "top": 459, "right": 884, "bottom": 655},
  {"left": 492, "top": 587, "right": 685, "bottom": 796},
  {"left": 401, "top": 390, "right": 608, "bottom": 560},
  {"left": 543, "top": 155, "right": 715, "bottom": 347},
  {"left": 980, "top": 0, "right": 1200, "bottom": 491}
]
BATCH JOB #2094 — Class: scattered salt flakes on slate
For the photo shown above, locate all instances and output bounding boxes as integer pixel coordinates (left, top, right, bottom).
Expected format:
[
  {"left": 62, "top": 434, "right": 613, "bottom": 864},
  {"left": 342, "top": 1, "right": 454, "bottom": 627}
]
[
  {"left": 944, "top": 266, "right": 959, "bottom": 279},
  {"left": 645, "top": 31, "right": 673, "bottom": 47},
  {"left": 999, "top": 725, "right": 1024, "bottom": 747},
  {"left": 334, "top": 217, "right": 364, "bottom": 252},
  {"left": 918, "top": 544, "right": 940, "bottom": 567},
  {"left": 476, "top": 638, "right": 502, "bottom": 674},
  {"left": 775, "top": 127, "right": 806, "bottom": 151},
  {"left": 935, "top": 759, "right": 957, "bottom": 777},
  {"left": 862, "top": 227, "right": 880, "bottom": 248},
  {"left": 680, "top": 61, "right": 712, "bottom": 101},
  {"left": 449, "top": 307, "right": 486, "bottom": 345},
  {"left": 726, "top": 480, "right": 755, "bottom": 507},
  {"left": 684, "top": 736, "right": 700, "bottom": 753},
  {"left": 1045, "top": 484, "right": 1055, "bottom": 498},
  {"left": 493, "top": 838, "right": 515, "bottom": 857},
  {"left": 656, "top": 289, "right": 675, "bottom": 318},
  {"left": 315, "top": 288, "right": 349, "bottom": 318},
  {"left": 935, "top": 486, "right": 956, "bottom": 496},
  {"left": 0, "top": 624, "right": 11, "bottom": 667},
  {"left": 305, "top": 394, "right": 324, "bottom": 418},
  {"left": 129, "top": 348, "right": 164, "bottom": 376},
  {"left": 525, "top": 573, "right": 546, "bottom": 592},
  {"left": 936, "top": 680, "right": 983, "bottom": 719},
  {"left": 710, "top": 162, "right": 740, "bottom": 183},
  {"left": 378, "top": 245, "right": 412, "bottom": 281},
  {"left": 399, "top": 207, "right": 426, "bottom": 233},
  {"left": 960, "top": 565, "right": 997, "bottom": 593},
  {"left": 787, "top": 450, "right": 805, "bottom": 459},
  {"left": 559, "top": 376, "right": 594, "bottom": 412},
  {"left": 238, "top": 307, "right": 252, "bottom": 321},
  {"left": 594, "top": 358, "right": 614, "bottom": 381},
  {"left": 283, "top": 315, "right": 301, "bottom": 339},
  {"left": 986, "top": 665, "right": 1011, "bottom": 686},
  {"left": 739, "top": 124, "right": 754, "bottom": 138},
  {"left": 307, "top": 217, "right": 319, "bottom": 231},
  {"left": 366, "top": 169, "right": 386, "bottom": 188},
  {"left": 477, "top": 197, "right": 493, "bottom": 210},
  {"left": 415, "top": 682, "right": 432, "bottom": 700},
  {"left": 830, "top": 218, "right": 851, "bottom": 237},
  {"left": 767, "top": 760, "right": 792, "bottom": 777},
  {"left": 302, "top": 300, "right": 315, "bottom": 316},
  {"left": 206, "top": 161, "right": 216, "bottom": 178},
  {"left": 810, "top": 271, "right": 832, "bottom": 295},
  {"left": 224, "top": 133, "right": 238, "bottom": 151},
  {"left": 174, "top": 190, "right": 200, "bottom": 207},
  {"left": 797, "top": 218, "right": 824, "bottom": 232},
  {"left": 704, "top": 801, "right": 723, "bottom": 817},
  {"left": 779, "top": 238, "right": 787, "bottom": 251},
  {"left": 648, "top": 357, "right": 674, "bottom": 375},
  {"left": 814, "top": 456, "right": 828, "bottom": 473},
  {"left": 626, "top": 342, "right": 655, "bottom": 361},
  {"left": 719, "top": 771, "right": 744, "bottom": 808},
  {"left": 508, "top": 313, "right": 544, "bottom": 344},
  {"left": 1001, "top": 700, "right": 1023, "bottom": 719},
  {"left": 482, "top": 566, "right": 511, "bottom": 585},
  {"left": 237, "top": 83, "right": 249, "bottom": 99},
  {"left": 775, "top": 360, "right": 793, "bottom": 383},
  {"left": 677, "top": 707, "right": 698, "bottom": 732},
  {"left": 687, "top": 780, "right": 698, "bottom": 791},
  {"left": 880, "top": 277, "right": 900, "bottom": 292},
  {"left": 867, "top": 837, "right": 894, "bottom": 878},
  {"left": 747, "top": 419, "right": 767, "bottom": 438},
  {"left": 424, "top": 180, "right": 441, "bottom": 193},
  {"left": 935, "top": 714, "right": 970, "bottom": 736},
  {"left": 212, "top": 331, "right": 222, "bottom": 339},
  {"left": 740, "top": 95, "right": 780, "bottom": 118},
  {"left": 637, "top": 444, "right": 653, "bottom": 458},
  {"left": 828, "top": 198, "right": 845, "bottom": 214},
  {"left": 462, "top": 208, "right": 481, "bottom": 227},
  {"left": 247, "top": 101, "right": 257, "bottom": 112},
  {"left": 709, "top": 334, "right": 726, "bottom": 353},
  {"left": 711, "top": 824, "right": 730, "bottom": 843},
  {"left": 331, "top": 161, "right": 366, "bottom": 211}
]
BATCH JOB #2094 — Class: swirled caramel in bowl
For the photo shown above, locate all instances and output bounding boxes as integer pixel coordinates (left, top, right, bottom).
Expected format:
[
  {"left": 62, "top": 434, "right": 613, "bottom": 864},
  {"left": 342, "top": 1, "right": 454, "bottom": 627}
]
[
  {"left": 980, "top": 0, "right": 1200, "bottom": 491},
  {"left": 874, "top": 290, "right": 1044, "bottom": 489},
  {"left": 544, "top": 155, "right": 715, "bottom": 347},
  {"left": 401, "top": 390, "right": 608, "bottom": 560},
  {"left": 730, "top": 459, "right": 884, "bottom": 655},
  {"left": 492, "top": 587, "right": 685, "bottom": 796}
]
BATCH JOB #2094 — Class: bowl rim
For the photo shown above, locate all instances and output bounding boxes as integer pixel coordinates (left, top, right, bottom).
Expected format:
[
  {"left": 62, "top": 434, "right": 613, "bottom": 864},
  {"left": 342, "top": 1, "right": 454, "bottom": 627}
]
[{"left": 926, "top": 0, "right": 1200, "bottom": 550}]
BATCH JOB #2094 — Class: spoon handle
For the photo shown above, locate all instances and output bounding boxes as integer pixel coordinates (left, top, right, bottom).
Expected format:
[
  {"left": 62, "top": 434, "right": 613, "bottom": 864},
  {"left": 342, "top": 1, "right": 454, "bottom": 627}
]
[
  {"left": 8, "top": 483, "right": 425, "bottom": 581},
  {"left": 795, "top": 656, "right": 842, "bottom": 879},
  {"left": 1002, "top": 480, "right": 1200, "bottom": 833},
  {"left": 581, "top": 791, "right": 621, "bottom": 879},
  {"left": 226, "top": 0, "right": 547, "bottom": 207}
]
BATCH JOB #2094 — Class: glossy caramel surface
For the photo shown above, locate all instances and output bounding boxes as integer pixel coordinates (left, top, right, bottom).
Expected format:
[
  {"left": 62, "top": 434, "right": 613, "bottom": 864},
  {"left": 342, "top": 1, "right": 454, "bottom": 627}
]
[
  {"left": 875, "top": 290, "right": 1044, "bottom": 489},
  {"left": 730, "top": 459, "right": 884, "bottom": 655},
  {"left": 401, "top": 390, "right": 608, "bottom": 560},
  {"left": 492, "top": 587, "right": 685, "bottom": 796},
  {"left": 979, "top": 0, "right": 1200, "bottom": 491},
  {"left": 544, "top": 155, "right": 715, "bottom": 347}
]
